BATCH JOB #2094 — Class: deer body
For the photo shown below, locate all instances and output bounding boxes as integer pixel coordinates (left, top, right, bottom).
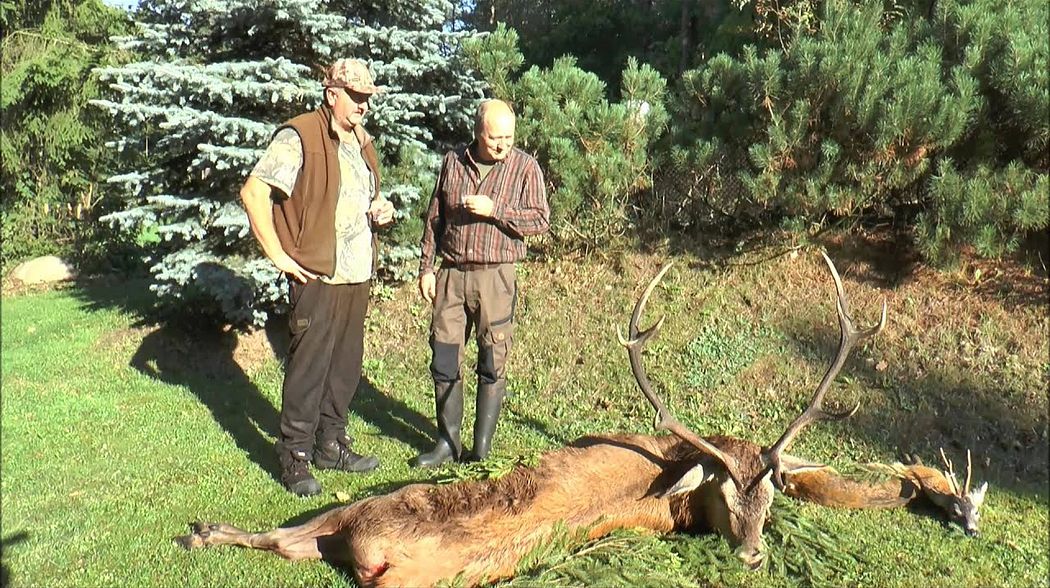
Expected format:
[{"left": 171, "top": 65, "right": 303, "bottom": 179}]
[
  {"left": 783, "top": 460, "right": 987, "bottom": 535},
  {"left": 348, "top": 433, "right": 692, "bottom": 587},
  {"left": 179, "top": 433, "right": 760, "bottom": 587}
]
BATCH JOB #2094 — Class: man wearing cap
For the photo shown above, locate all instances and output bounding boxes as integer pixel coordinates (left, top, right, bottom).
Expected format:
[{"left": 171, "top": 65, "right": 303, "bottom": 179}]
[
  {"left": 414, "top": 99, "right": 550, "bottom": 468},
  {"left": 240, "top": 59, "right": 394, "bottom": 496}
]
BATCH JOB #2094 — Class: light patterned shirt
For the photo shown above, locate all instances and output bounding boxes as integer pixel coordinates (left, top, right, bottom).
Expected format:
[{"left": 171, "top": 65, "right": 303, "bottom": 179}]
[{"left": 250, "top": 128, "right": 375, "bottom": 284}]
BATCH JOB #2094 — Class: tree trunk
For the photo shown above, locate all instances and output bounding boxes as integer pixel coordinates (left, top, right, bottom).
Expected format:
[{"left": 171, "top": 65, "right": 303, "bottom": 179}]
[{"left": 680, "top": 0, "right": 692, "bottom": 75}]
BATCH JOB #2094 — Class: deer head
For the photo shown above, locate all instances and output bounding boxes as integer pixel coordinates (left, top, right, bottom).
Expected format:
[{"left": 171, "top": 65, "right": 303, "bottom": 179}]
[
  {"left": 619, "top": 252, "right": 886, "bottom": 568},
  {"left": 938, "top": 448, "right": 989, "bottom": 537}
]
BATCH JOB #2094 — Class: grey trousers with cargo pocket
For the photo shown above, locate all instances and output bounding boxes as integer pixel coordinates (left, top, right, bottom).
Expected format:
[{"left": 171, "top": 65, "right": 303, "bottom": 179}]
[{"left": 429, "top": 263, "right": 515, "bottom": 385}]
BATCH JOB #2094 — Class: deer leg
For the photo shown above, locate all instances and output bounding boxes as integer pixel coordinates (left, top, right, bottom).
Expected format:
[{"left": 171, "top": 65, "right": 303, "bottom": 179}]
[{"left": 175, "top": 505, "right": 356, "bottom": 561}]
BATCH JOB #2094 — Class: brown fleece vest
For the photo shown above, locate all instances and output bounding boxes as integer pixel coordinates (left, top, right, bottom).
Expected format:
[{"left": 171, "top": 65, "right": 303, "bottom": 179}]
[{"left": 271, "top": 107, "right": 381, "bottom": 277}]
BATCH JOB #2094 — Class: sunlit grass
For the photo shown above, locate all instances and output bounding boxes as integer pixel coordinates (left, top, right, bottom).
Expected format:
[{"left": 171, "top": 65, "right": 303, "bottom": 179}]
[{"left": 2, "top": 248, "right": 1046, "bottom": 587}]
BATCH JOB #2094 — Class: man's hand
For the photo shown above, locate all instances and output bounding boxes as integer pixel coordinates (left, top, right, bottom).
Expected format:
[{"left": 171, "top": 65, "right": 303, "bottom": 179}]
[
  {"left": 368, "top": 197, "right": 396, "bottom": 227},
  {"left": 462, "top": 194, "right": 495, "bottom": 218},
  {"left": 273, "top": 253, "right": 318, "bottom": 283},
  {"left": 419, "top": 271, "right": 436, "bottom": 304}
]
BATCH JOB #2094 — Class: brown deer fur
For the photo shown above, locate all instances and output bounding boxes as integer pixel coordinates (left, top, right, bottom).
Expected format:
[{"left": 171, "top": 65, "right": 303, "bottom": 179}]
[
  {"left": 783, "top": 460, "right": 988, "bottom": 535},
  {"left": 179, "top": 434, "right": 731, "bottom": 587}
]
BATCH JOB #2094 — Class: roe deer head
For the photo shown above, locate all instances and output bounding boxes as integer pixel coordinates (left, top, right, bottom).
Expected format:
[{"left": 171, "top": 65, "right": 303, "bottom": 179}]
[{"left": 935, "top": 448, "right": 989, "bottom": 536}]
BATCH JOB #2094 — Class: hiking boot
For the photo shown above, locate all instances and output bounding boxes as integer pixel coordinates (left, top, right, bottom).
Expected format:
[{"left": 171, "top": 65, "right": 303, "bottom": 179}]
[
  {"left": 314, "top": 436, "right": 380, "bottom": 473},
  {"left": 279, "top": 449, "right": 321, "bottom": 497}
]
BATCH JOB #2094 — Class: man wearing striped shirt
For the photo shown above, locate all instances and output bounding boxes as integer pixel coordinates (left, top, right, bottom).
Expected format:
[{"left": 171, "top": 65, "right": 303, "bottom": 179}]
[{"left": 414, "top": 99, "right": 550, "bottom": 467}]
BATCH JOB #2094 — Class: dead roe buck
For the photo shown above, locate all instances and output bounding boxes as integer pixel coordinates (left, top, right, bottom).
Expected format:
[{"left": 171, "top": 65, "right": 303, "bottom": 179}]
[
  {"left": 783, "top": 447, "right": 988, "bottom": 537},
  {"left": 176, "top": 252, "right": 979, "bottom": 587}
]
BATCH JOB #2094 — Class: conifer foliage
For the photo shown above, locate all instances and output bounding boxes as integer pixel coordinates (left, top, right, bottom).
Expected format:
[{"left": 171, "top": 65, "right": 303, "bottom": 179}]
[
  {"left": 94, "top": 0, "right": 482, "bottom": 326},
  {"left": 1, "top": 0, "right": 130, "bottom": 270},
  {"left": 666, "top": 0, "right": 1047, "bottom": 262},
  {"left": 466, "top": 25, "right": 669, "bottom": 250}
]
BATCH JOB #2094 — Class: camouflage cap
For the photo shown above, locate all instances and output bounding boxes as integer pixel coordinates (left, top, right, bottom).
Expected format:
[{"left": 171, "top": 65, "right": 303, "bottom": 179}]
[{"left": 322, "top": 59, "right": 384, "bottom": 94}]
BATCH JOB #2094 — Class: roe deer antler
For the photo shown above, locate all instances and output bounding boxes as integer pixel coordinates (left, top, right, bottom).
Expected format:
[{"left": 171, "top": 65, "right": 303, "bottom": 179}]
[
  {"left": 939, "top": 447, "right": 977, "bottom": 497},
  {"left": 939, "top": 448, "right": 960, "bottom": 494},
  {"left": 765, "top": 251, "right": 887, "bottom": 488},
  {"left": 618, "top": 262, "right": 743, "bottom": 489},
  {"left": 964, "top": 449, "right": 973, "bottom": 496}
]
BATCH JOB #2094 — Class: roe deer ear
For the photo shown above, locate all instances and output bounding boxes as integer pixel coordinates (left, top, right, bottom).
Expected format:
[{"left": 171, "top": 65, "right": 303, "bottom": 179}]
[
  {"left": 770, "top": 454, "right": 829, "bottom": 476},
  {"left": 970, "top": 482, "right": 989, "bottom": 507},
  {"left": 660, "top": 464, "right": 713, "bottom": 497}
]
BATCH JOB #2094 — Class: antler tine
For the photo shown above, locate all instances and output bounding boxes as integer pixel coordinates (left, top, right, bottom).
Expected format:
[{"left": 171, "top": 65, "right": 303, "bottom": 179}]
[
  {"left": 619, "top": 262, "right": 743, "bottom": 489},
  {"left": 965, "top": 449, "right": 973, "bottom": 496},
  {"left": 765, "top": 251, "right": 888, "bottom": 488},
  {"left": 940, "top": 448, "right": 961, "bottom": 495}
]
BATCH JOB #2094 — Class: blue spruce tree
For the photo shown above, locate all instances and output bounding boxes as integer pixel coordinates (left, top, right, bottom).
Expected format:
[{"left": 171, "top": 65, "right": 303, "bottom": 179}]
[{"left": 94, "top": 0, "right": 483, "bottom": 326}]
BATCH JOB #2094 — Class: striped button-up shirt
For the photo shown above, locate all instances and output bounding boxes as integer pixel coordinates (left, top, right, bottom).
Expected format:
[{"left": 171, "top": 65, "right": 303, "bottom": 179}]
[{"left": 420, "top": 145, "right": 550, "bottom": 273}]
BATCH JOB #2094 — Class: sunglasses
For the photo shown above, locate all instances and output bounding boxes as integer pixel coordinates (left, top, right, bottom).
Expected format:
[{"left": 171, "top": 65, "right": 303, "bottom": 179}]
[{"left": 340, "top": 87, "right": 371, "bottom": 104}]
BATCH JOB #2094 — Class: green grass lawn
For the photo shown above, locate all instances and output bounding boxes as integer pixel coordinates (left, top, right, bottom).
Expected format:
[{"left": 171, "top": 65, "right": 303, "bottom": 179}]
[{"left": 2, "top": 246, "right": 1047, "bottom": 587}]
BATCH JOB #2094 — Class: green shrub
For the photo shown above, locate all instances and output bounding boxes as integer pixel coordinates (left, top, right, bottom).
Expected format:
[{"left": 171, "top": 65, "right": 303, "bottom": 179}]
[
  {"left": 0, "top": 0, "right": 131, "bottom": 272},
  {"left": 917, "top": 160, "right": 1049, "bottom": 265}
]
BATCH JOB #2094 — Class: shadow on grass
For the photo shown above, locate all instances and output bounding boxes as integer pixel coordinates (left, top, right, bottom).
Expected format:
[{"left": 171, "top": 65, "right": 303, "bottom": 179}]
[
  {"left": 69, "top": 275, "right": 160, "bottom": 325},
  {"left": 255, "top": 318, "right": 437, "bottom": 457},
  {"left": 67, "top": 277, "right": 282, "bottom": 483},
  {"left": 820, "top": 233, "right": 1049, "bottom": 312},
  {"left": 126, "top": 327, "right": 442, "bottom": 485},
  {"left": 129, "top": 322, "right": 284, "bottom": 484},
  {"left": 643, "top": 223, "right": 1048, "bottom": 313},
  {"left": 68, "top": 275, "right": 439, "bottom": 484},
  {"left": 354, "top": 377, "right": 436, "bottom": 458},
  {"left": 782, "top": 320, "right": 1048, "bottom": 496},
  {"left": 0, "top": 531, "right": 28, "bottom": 588}
]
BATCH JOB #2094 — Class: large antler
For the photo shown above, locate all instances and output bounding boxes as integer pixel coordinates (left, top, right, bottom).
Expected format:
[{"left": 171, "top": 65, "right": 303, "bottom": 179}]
[
  {"left": 618, "top": 262, "right": 743, "bottom": 489},
  {"left": 765, "top": 250, "right": 888, "bottom": 488}
]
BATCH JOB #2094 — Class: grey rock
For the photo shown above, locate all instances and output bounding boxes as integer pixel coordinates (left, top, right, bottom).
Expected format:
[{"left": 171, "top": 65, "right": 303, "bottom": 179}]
[{"left": 10, "top": 255, "right": 76, "bottom": 284}]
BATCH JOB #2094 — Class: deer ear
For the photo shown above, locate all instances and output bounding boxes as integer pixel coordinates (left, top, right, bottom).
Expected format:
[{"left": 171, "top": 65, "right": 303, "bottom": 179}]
[
  {"left": 970, "top": 482, "right": 989, "bottom": 507},
  {"left": 660, "top": 464, "right": 713, "bottom": 497}
]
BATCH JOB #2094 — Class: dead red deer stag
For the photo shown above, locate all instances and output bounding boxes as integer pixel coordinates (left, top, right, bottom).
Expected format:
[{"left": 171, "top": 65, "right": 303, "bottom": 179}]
[{"left": 175, "top": 251, "right": 886, "bottom": 587}]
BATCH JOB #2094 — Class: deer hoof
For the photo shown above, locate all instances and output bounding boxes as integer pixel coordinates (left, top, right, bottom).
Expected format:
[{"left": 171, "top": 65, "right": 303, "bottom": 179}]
[
  {"left": 174, "top": 533, "right": 204, "bottom": 550},
  {"left": 902, "top": 453, "right": 923, "bottom": 465}
]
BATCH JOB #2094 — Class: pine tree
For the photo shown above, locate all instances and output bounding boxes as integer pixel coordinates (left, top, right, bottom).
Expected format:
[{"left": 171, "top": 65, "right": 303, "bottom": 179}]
[
  {"left": 671, "top": 2, "right": 981, "bottom": 224},
  {"left": 664, "top": 0, "right": 1047, "bottom": 263},
  {"left": 914, "top": 0, "right": 1049, "bottom": 262},
  {"left": 94, "top": 0, "right": 483, "bottom": 326},
  {"left": 465, "top": 25, "right": 669, "bottom": 251},
  {"left": 1, "top": 0, "right": 131, "bottom": 270}
]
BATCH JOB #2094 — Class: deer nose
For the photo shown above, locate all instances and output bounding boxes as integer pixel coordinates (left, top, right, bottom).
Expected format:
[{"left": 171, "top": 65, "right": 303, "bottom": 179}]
[
  {"left": 965, "top": 527, "right": 980, "bottom": 538},
  {"left": 734, "top": 545, "right": 765, "bottom": 570}
]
